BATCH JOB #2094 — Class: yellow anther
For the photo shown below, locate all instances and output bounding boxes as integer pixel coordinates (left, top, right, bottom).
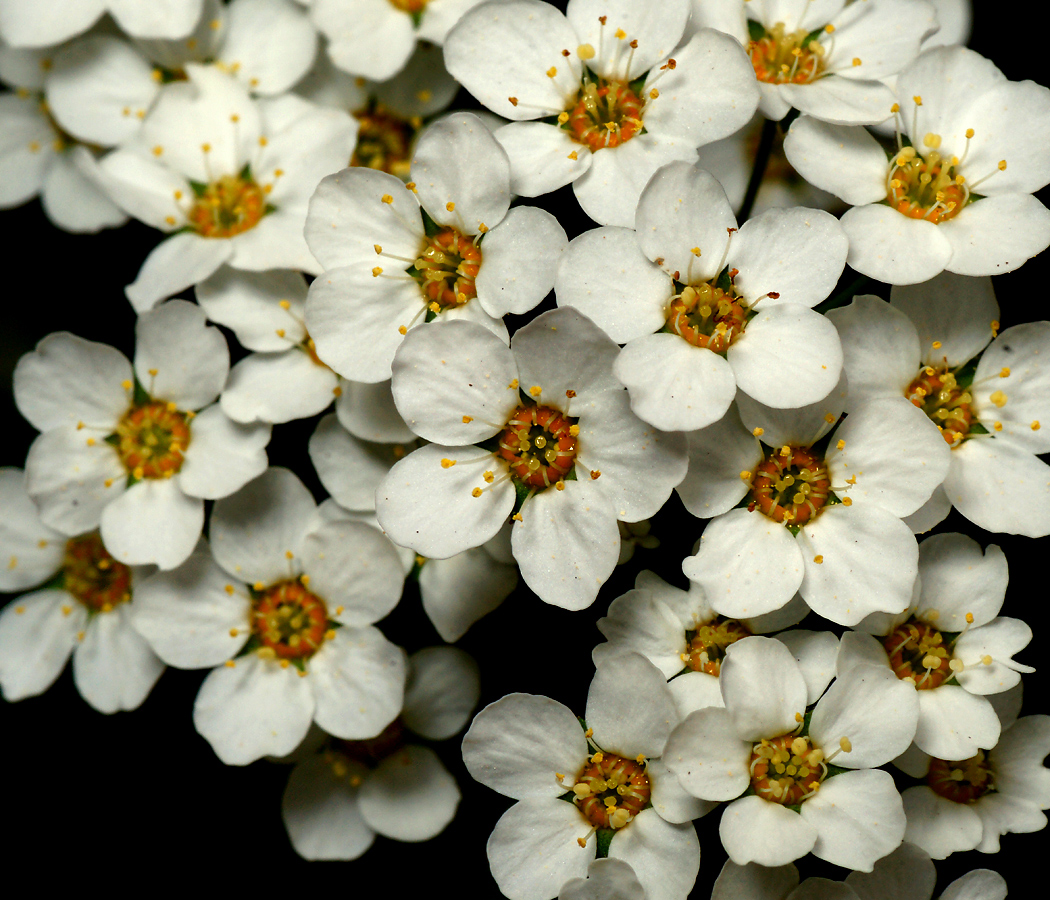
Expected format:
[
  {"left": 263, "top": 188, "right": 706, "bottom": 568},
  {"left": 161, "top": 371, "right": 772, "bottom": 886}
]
[
  {"left": 201, "top": 142, "right": 211, "bottom": 152},
  {"left": 813, "top": 555, "right": 824, "bottom": 564},
  {"left": 225, "top": 660, "right": 236, "bottom": 668},
  {"left": 841, "top": 496, "right": 852, "bottom": 506},
  {"left": 381, "top": 194, "right": 393, "bottom": 204},
  {"left": 398, "top": 325, "right": 408, "bottom": 335},
  {"left": 546, "top": 66, "right": 557, "bottom": 77},
  {"left": 508, "top": 379, "right": 519, "bottom": 389},
  {"left": 372, "top": 266, "right": 383, "bottom": 277},
  {"left": 779, "top": 445, "right": 791, "bottom": 457},
  {"left": 740, "top": 470, "right": 752, "bottom": 481},
  {"left": 529, "top": 385, "right": 542, "bottom": 397},
  {"left": 122, "top": 379, "right": 133, "bottom": 390},
  {"left": 966, "top": 128, "right": 975, "bottom": 139},
  {"left": 839, "top": 737, "right": 852, "bottom": 753},
  {"left": 825, "top": 23, "right": 835, "bottom": 32},
  {"left": 923, "top": 133, "right": 942, "bottom": 149},
  {"left": 446, "top": 201, "right": 455, "bottom": 211},
  {"left": 999, "top": 367, "right": 1011, "bottom": 378},
  {"left": 649, "top": 88, "right": 659, "bottom": 99},
  {"left": 982, "top": 655, "right": 993, "bottom": 666},
  {"left": 577, "top": 43, "right": 596, "bottom": 59},
  {"left": 569, "top": 424, "right": 580, "bottom": 436},
  {"left": 441, "top": 458, "right": 456, "bottom": 468},
  {"left": 471, "top": 487, "right": 483, "bottom": 498},
  {"left": 590, "top": 469, "right": 602, "bottom": 479},
  {"left": 990, "top": 390, "right": 1007, "bottom": 408},
  {"left": 567, "top": 150, "right": 579, "bottom": 160},
  {"left": 998, "top": 160, "right": 1007, "bottom": 171},
  {"left": 614, "top": 28, "right": 626, "bottom": 39},
  {"left": 913, "top": 96, "right": 923, "bottom": 105},
  {"left": 836, "top": 439, "right": 845, "bottom": 450},
  {"left": 591, "top": 751, "right": 604, "bottom": 763},
  {"left": 690, "top": 247, "right": 701, "bottom": 257},
  {"left": 795, "top": 712, "right": 804, "bottom": 723},
  {"left": 932, "top": 340, "right": 942, "bottom": 349},
  {"left": 824, "top": 413, "right": 835, "bottom": 423},
  {"left": 229, "top": 628, "right": 239, "bottom": 637},
  {"left": 991, "top": 320, "right": 1000, "bottom": 335},
  {"left": 852, "top": 57, "right": 862, "bottom": 67},
  {"left": 890, "top": 103, "right": 900, "bottom": 113},
  {"left": 558, "top": 111, "right": 569, "bottom": 124},
  {"left": 1032, "top": 420, "right": 1041, "bottom": 431},
  {"left": 752, "top": 427, "right": 764, "bottom": 437}
]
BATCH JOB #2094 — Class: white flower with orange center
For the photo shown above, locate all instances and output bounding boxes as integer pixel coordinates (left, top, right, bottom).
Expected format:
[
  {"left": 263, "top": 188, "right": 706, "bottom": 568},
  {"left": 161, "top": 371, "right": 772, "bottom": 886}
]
[
  {"left": 304, "top": 111, "right": 568, "bottom": 382},
  {"left": 828, "top": 274, "right": 1050, "bottom": 537},
  {"left": 311, "top": 0, "right": 494, "bottom": 81},
  {"left": 838, "top": 532, "right": 1032, "bottom": 762},
  {"left": 281, "top": 646, "right": 478, "bottom": 859},
  {"left": 14, "top": 301, "right": 271, "bottom": 571},
  {"left": 376, "top": 308, "right": 687, "bottom": 610},
  {"left": 96, "top": 63, "right": 357, "bottom": 311},
  {"left": 462, "top": 652, "right": 700, "bottom": 900},
  {"left": 677, "top": 384, "right": 949, "bottom": 625},
  {"left": 0, "top": 0, "right": 203, "bottom": 47},
  {"left": 555, "top": 161, "right": 846, "bottom": 432},
  {"left": 131, "top": 466, "right": 408, "bottom": 765},
  {"left": 690, "top": 0, "right": 935, "bottom": 125},
  {"left": 0, "top": 469, "right": 163, "bottom": 712},
  {"left": 784, "top": 46, "right": 1050, "bottom": 284},
  {"left": 443, "top": 0, "right": 760, "bottom": 226},
  {"left": 664, "top": 636, "right": 915, "bottom": 871}
]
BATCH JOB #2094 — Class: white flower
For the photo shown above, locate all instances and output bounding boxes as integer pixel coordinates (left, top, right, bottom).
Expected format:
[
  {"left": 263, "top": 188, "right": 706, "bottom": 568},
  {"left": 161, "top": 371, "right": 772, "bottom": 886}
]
[
  {"left": 0, "top": 0, "right": 203, "bottom": 48},
  {"left": 311, "top": 0, "right": 495, "bottom": 81},
  {"left": 376, "top": 308, "right": 687, "bottom": 610},
  {"left": 14, "top": 301, "right": 271, "bottom": 570},
  {"left": 0, "top": 44, "right": 128, "bottom": 232},
  {"left": 96, "top": 64, "right": 357, "bottom": 311},
  {"left": 305, "top": 111, "right": 567, "bottom": 381},
  {"left": 0, "top": 468, "right": 163, "bottom": 712},
  {"left": 555, "top": 160, "right": 847, "bottom": 432},
  {"left": 131, "top": 466, "right": 408, "bottom": 765},
  {"left": 444, "top": 0, "right": 759, "bottom": 226},
  {"left": 691, "top": 0, "right": 935, "bottom": 125},
  {"left": 783, "top": 46, "right": 1050, "bottom": 283},
  {"left": 281, "top": 646, "right": 478, "bottom": 859},
  {"left": 664, "top": 636, "right": 915, "bottom": 871},
  {"left": 828, "top": 275, "right": 1050, "bottom": 537},
  {"left": 678, "top": 386, "right": 948, "bottom": 625},
  {"left": 462, "top": 652, "right": 701, "bottom": 900},
  {"left": 196, "top": 267, "right": 341, "bottom": 424},
  {"left": 595, "top": 568, "right": 819, "bottom": 718},
  {"left": 840, "top": 532, "right": 1032, "bottom": 762}
]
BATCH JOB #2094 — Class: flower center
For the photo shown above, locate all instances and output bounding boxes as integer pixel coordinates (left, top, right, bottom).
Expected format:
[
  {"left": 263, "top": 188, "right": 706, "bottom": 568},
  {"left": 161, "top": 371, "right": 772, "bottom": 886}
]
[
  {"left": 389, "top": 0, "right": 427, "bottom": 12},
  {"left": 497, "top": 405, "right": 578, "bottom": 490},
  {"left": 565, "top": 79, "right": 643, "bottom": 151},
  {"left": 414, "top": 227, "right": 482, "bottom": 311},
  {"left": 683, "top": 617, "right": 751, "bottom": 675},
  {"left": 927, "top": 751, "right": 995, "bottom": 803},
  {"left": 189, "top": 173, "right": 267, "bottom": 238},
  {"left": 887, "top": 145, "right": 966, "bottom": 223},
  {"left": 62, "top": 533, "right": 133, "bottom": 613},
  {"left": 749, "top": 734, "right": 827, "bottom": 805},
  {"left": 252, "top": 579, "right": 329, "bottom": 660},
  {"left": 748, "top": 22, "right": 826, "bottom": 85},
  {"left": 351, "top": 104, "right": 417, "bottom": 178},
  {"left": 572, "top": 751, "right": 651, "bottom": 829},
  {"left": 905, "top": 365, "right": 973, "bottom": 446},
  {"left": 665, "top": 282, "right": 747, "bottom": 353},
  {"left": 115, "top": 401, "right": 191, "bottom": 480},
  {"left": 748, "top": 446, "right": 830, "bottom": 526},
  {"left": 882, "top": 619, "right": 953, "bottom": 690}
]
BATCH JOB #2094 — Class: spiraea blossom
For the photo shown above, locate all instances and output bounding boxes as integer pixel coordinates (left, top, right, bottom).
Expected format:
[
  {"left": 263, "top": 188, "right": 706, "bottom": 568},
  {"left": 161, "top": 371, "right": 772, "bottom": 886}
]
[
  {"left": 462, "top": 652, "right": 701, "bottom": 900},
  {"left": 0, "top": 0, "right": 203, "bottom": 47},
  {"left": 838, "top": 533, "right": 1032, "bottom": 761},
  {"left": 691, "top": 0, "right": 936, "bottom": 125},
  {"left": 444, "top": 0, "right": 760, "bottom": 226},
  {"left": 305, "top": 111, "right": 567, "bottom": 381},
  {"left": 376, "top": 308, "right": 687, "bottom": 610},
  {"left": 310, "top": 0, "right": 496, "bottom": 81},
  {"left": 0, "top": 468, "right": 163, "bottom": 712},
  {"left": 555, "top": 160, "right": 847, "bottom": 432},
  {"left": 97, "top": 63, "right": 357, "bottom": 310},
  {"left": 784, "top": 46, "right": 1050, "bottom": 283},
  {"left": 829, "top": 273, "right": 1050, "bottom": 537},
  {"left": 282, "top": 645, "right": 479, "bottom": 859},
  {"left": 131, "top": 466, "right": 408, "bottom": 764},
  {"left": 14, "top": 300, "right": 271, "bottom": 570},
  {"left": 677, "top": 383, "right": 949, "bottom": 625},
  {"left": 664, "top": 636, "right": 916, "bottom": 871}
]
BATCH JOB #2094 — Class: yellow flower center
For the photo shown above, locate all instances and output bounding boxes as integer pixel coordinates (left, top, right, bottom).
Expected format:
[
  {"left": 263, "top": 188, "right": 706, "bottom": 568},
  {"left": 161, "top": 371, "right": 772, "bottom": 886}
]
[
  {"left": 351, "top": 104, "right": 419, "bottom": 178},
  {"left": 497, "top": 405, "right": 578, "bottom": 491},
  {"left": 748, "top": 445, "right": 830, "bottom": 526},
  {"left": 415, "top": 227, "right": 482, "bottom": 311},
  {"left": 62, "top": 533, "right": 132, "bottom": 613},
  {"left": 572, "top": 751, "right": 651, "bottom": 829},
  {"left": 252, "top": 579, "right": 329, "bottom": 660},
  {"left": 189, "top": 173, "right": 267, "bottom": 238},
  {"left": 750, "top": 734, "right": 827, "bottom": 805},
  {"left": 749, "top": 23, "right": 826, "bottom": 85},
  {"left": 883, "top": 619, "right": 953, "bottom": 689},
  {"left": 665, "top": 280, "right": 748, "bottom": 353},
  {"left": 887, "top": 145, "right": 967, "bottom": 223},
  {"left": 927, "top": 751, "right": 995, "bottom": 803},
  {"left": 115, "top": 401, "right": 191, "bottom": 480},
  {"left": 565, "top": 79, "right": 644, "bottom": 152},
  {"left": 905, "top": 365, "right": 974, "bottom": 446},
  {"left": 389, "top": 0, "right": 427, "bottom": 12},
  {"left": 683, "top": 618, "right": 752, "bottom": 675}
]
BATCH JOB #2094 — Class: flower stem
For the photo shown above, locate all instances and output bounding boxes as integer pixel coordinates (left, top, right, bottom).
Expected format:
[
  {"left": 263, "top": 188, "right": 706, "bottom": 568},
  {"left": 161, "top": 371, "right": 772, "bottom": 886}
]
[{"left": 738, "top": 116, "right": 778, "bottom": 223}]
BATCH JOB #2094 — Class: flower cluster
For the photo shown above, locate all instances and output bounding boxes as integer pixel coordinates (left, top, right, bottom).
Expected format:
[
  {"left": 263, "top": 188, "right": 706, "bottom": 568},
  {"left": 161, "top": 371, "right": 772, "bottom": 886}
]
[{"left": 1, "top": 0, "right": 1046, "bottom": 895}]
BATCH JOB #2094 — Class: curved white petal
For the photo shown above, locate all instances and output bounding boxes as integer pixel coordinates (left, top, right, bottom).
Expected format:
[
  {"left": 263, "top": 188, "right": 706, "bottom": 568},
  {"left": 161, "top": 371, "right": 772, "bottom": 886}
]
[
  {"left": 0, "top": 588, "right": 83, "bottom": 701},
  {"left": 72, "top": 604, "right": 164, "bottom": 713},
  {"left": 402, "top": 645, "right": 480, "bottom": 740},
  {"left": 100, "top": 477, "right": 203, "bottom": 570},
  {"left": 720, "top": 795, "right": 817, "bottom": 867},
  {"left": 358, "top": 744, "right": 460, "bottom": 841}
]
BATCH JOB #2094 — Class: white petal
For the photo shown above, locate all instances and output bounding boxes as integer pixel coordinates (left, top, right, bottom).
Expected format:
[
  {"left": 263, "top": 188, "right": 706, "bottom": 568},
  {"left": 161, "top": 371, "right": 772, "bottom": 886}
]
[
  {"left": 710, "top": 860, "right": 799, "bottom": 900},
  {"left": 840, "top": 204, "right": 953, "bottom": 285},
  {"left": 606, "top": 808, "right": 700, "bottom": 900},
  {"left": 494, "top": 121, "right": 593, "bottom": 196},
  {"left": 178, "top": 403, "right": 271, "bottom": 499},
  {"left": 475, "top": 205, "right": 567, "bottom": 317},
  {"left": 720, "top": 795, "right": 817, "bottom": 867},
  {"left": 901, "top": 786, "right": 982, "bottom": 860},
  {"left": 512, "top": 477, "right": 620, "bottom": 611},
  {"left": 782, "top": 117, "right": 888, "bottom": 205},
  {"left": 560, "top": 858, "right": 646, "bottom": 900},
  {"left": 0, "top": 0, "right": 103, "bottom": 47},
  {"left": 940, "top": 871, "right": 1008, "bottom": 900},
  {"left": 313, "top": 0, "right": 415, "bottom": 81},
  {"left": 596, "top": 589, "right": 686, "bottom": 678},
  {"left": 683, "top": 508, "right": 804, "bottom": 619},
  {"left": 800, "top": 769, "right": 906, "bottom": 871},
  {"left": 402, "top": 645, "right": 480, "bottom": 739},
  {"left": 195, "top": 266, "right": 308, "bottom": 352},
  {"left": 193, "top": 652, "right": 315, "bottom": 764},
  {"left": 335, "top": 379, "right": 416, "bottom": 444},
  {"left": 0, "top": 588, "right": 82, "bottom": 701},
  {"left": 108, "top": 0, "right": 203, "bottom": 38},
  {"left": 72, "top": 604, "right": 164, "bottom": 713},
  {"left": 94, "top": 148, "right": 191, "bottom": 231},
  {"left": 646, "top": 756, "right": 717, "bottom": 824},
  {"left": 567, "top": 0, "right": 688, "bottom": 81},
  {"left": 942, "top": 194, "right": 1050, "bottom": 277},
  {"left": 904, "top": 485, "right": 952, "bottom": 535},
  {"left": 308, "top": 415, "right": 399, "bottom": 512},
  {"left": 461, "top": 693, "right": 587, "bottom": 799},
  {"left": 663, "top": 707, "right": 752, "bottom": 801},
  {"left": 0, "top": 468, "right": 65, "bottom": 592},
  {"left": 0, "top": 94, "right": 51, "bottom": 206},
  {"left": 125, "top": 232, "right": 233, "bottom": 313},
  {"left": 40, "top": 150, "right": 127, "bottom": 233},
  {"left": 586, "top": 651, "right": 676, "bottom": 759},
  {"left": 418, "top": 548, "right": 517, "bottom": 642},
  {"left": 221, "top": 0, "right": 317, "bottom": 95},
  {"left": 675, "top": 405, "right": 762, "bottom": 518},
  {"left": 221, "top": 350, "right": 338, "bottom": 425},
  {"left": 843, "top": 840, "right": 936, "bottom": 900},
  {"left": 780, "top": 77, "right": 898, "bottom": 127},
  {"left": 917, "top": 533, "right": 1007, "bottom": 630},
  {"left": 100, "top": 477, "right": 203, "bottom": 570},
  {"left": 826, "top": 295, "right": 919, "bottom": 404},
  {"left": 358, "top": 744, "right": 460, "bottom": 841},
  {"left": 308, "top": 624, "right": 406, "bottom": 739},
  {"left": 954, "top": 617, "right": 1033, "bottom": 695},
  {"left": 721, "top": 636, "right": 809, "bottom": 741},
  {"left": 736, "top": 372, "right": 848, "bottom": 447},
  {"left": 281, "top": 754, "right": 375, "bottom": 860},
  {"left": 774, "top": 629, "right": 839, "bottom": 707},
  {"left": 913, "top": 685, "right": 1001, "bottom": 760}
]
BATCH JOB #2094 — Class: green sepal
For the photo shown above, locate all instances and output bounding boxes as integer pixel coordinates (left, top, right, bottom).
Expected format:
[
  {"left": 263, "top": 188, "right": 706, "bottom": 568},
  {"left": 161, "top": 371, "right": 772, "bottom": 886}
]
[
  {"left": 126, "top": 472, "right": 140, "bottom": 489},
  {"left": 239, "top": 162, "right": 253, "bottom": 181},
  {"left": 800, "top": 26, "right": 825, "bottom": 48},
  {"left": 420, "top": 205, "right": 443, "bottom": 237},
  {"left": 968, "top": 422, "right": 990, "bottom": 436},
  {"left": 104, "top": 433, "right": 121, "bottom": 447},
  {"left": 786, "top": 523, "right": 801, "bottom": 536},
  {"left": 715, "top": 265, "right": 734, "bottom": 292},
  {"left": 628, "top": 73, "right": 648, "bottom": 95},
  {"left": 512, "top": 479, "right": 532, "bottom": 513},
  {"left": 577, "top": 716, "right": 590, "bottom": 734},
  {"left": 290, "top": 656, "right": 306, "bottom": 672},
  {"left": 823, "top": 762, "right": 850, "bottom": 780},
  {"left": 189, "top": 179, "right": 208, "bottom": 198},
  {"left": 954, "top": 358, "right": 980, "bottom": 390},
  {"left": 235, "top": 634, "right": 263, "bottom": 658},
  {"left": 411, "top": 10, "right": 423, "bottom": 28},
  {"left": 747, "top": 19, "right": 766, "bottom": 41},
  {"left": 132, "top": 376, "right": 152, "bottom": 407},
  {"left": 595, "top": 828, "right": 614, "bottom": 859}
]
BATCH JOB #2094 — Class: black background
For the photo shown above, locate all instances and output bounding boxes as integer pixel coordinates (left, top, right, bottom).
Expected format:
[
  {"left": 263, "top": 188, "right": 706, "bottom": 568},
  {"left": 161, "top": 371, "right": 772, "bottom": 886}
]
[{"left": 0, "top": 1, "right": 1046, "bottom": 895}]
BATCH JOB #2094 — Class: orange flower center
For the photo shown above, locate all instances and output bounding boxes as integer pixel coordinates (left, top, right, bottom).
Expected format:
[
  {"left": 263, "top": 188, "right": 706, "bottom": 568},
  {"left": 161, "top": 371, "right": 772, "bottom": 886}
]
[
  {"left": 497, "top": 405, "right": 578, "bottom": 490},
  {"left": 905, "top": 366, "right": 973, "bottom": 446},
  {"left": 252, "top": 580, "right": 329, "bottom": 660},
  {"left": 882, "top": 619, "right": 953, "bottom": 689},
  {"left": 189, "top": 173, "right": 267, "bottom": 238},
  {"left": 566, "top": 79, "right": 643, "bottom": 151},
  {"left": 887, "top": 148, "right": 966, "bottom": 223},
  {"left": 351, "top": 105, "right": 417, "bottom": 178},
  {"left": 573, "top": 751, "right": 651, "bottom": 829},
  {"left": 748, "top": 446, "right": 830, "bottom": 526},
  {"left": 63, "top": 533, "right": 133, "bottom": 612},
  {"left": 389, "top": 0, "right": 427, "bottom": 12},
  {"left": 684, "top": 618, "right": 752, "bottom": 675},
  {"left": 665, "top": 281, "right": 748, "bottom": 353},
  {"left": 415, "top": 227, "right": 482, "bottom": 311},
  {"left": 749, "top": 23, "right": 826, "bottom": 85},
  {"left": 115, "top": 401, "right": 191, "bottom": 480},
  {"left": 927, "top": 751, "right": 995, "bottom": 803},
  {"left": 750, "top": 734, "right": 827, "bottom": 805}
]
